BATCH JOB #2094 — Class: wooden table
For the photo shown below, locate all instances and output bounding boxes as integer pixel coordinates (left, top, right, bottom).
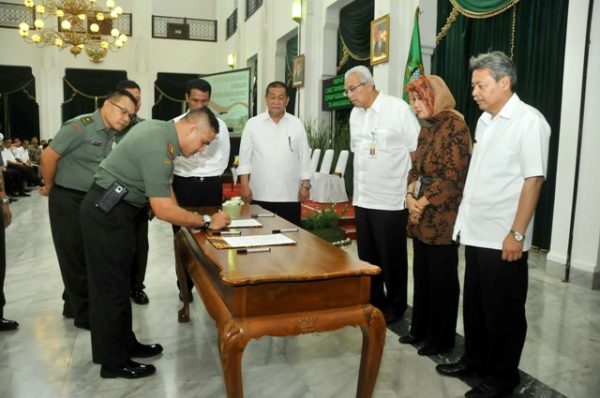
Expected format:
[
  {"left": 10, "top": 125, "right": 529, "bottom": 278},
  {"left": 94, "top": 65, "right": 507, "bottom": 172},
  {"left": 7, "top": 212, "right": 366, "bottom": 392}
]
[{"left": 175, "top": 204, "right": 385, "bottom": 398}]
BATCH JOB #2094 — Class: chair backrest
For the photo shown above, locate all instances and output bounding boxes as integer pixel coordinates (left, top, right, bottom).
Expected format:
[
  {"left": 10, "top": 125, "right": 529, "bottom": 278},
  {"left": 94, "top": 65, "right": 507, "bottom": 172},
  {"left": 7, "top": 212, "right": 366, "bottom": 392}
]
[
  {"left": 309, "top": 148, "right": 321, "bottom": 173},
  {"left": 333, "top": 150, "right": 349, "bottom": 177},
  {"left": 319, "top": 149, "right": 334, "bottom": 173}
]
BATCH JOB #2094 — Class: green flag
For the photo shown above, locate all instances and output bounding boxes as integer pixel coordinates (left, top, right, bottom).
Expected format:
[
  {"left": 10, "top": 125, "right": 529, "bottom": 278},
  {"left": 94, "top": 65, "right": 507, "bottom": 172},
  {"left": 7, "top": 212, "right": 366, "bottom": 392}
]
[{"left": 403, "top": 7, "right": 424, "bottom": 101}]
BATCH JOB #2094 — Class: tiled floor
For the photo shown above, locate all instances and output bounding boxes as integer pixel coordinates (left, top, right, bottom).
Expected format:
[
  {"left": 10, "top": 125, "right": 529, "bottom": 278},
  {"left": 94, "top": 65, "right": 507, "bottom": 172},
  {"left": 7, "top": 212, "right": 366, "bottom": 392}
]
[{"left": 1, "top": 194, "right": 599, "bottom": 397}]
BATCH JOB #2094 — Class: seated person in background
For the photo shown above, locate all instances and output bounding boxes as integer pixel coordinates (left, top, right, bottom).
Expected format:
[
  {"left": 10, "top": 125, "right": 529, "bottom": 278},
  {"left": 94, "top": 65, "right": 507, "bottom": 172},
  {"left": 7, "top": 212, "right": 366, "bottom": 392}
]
[
  {"left": 0, "top": 136, "right": 27, "bottom": 198},
  {"left": 28, "top": 137, "right": 43, "bottom": 167},
  {"left": 2, "top": 138, "right": 41, "bottom": 187}
]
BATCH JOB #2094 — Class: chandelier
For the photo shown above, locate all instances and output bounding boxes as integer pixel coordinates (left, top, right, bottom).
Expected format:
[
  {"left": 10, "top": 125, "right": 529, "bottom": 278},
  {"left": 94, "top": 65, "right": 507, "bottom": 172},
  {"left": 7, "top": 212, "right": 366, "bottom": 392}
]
[{"left": 17, "top": 0, "right": 128, "bottom": 63}]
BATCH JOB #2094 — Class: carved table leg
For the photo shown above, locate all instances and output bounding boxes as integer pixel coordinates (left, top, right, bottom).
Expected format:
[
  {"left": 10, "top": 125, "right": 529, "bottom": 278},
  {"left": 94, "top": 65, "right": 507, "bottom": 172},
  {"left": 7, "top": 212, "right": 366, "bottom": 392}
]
[
  {"left": 356, "top": 306, "right": 386, "bottom": 398},
  {"left": 175, "top": 236, "right": 190, "bottom": 323},
  {"left": 218, "top": 318, "right": 249, "bottom": 398}
]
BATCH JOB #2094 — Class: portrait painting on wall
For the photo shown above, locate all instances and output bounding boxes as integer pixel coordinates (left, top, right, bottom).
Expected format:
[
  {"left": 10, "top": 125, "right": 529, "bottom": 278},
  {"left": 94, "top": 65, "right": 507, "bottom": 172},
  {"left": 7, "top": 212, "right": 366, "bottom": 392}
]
[
  {"left": 370, "top": 14, "right": 390, "bottom": 65},
  {"left": 292, "top": 54, "right": 305, "bottom": 88}
]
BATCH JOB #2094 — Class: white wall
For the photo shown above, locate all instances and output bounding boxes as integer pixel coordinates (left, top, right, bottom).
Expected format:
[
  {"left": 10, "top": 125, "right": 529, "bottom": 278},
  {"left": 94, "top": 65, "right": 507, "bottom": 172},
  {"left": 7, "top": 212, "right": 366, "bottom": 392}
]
[
  {"left": 548, "top": 0, "right": 600, "bottom": 288},
  {"left": 0, "top": 0, "right": 224, "bottom": 138}
]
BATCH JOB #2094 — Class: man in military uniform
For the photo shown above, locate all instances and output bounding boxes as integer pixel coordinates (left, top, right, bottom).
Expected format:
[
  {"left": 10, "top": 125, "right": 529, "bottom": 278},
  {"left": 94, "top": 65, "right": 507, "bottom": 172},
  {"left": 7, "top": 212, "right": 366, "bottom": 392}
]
[
  {"left": 39, "top": 89, "right": 137, "bottom": 330},
  {"left": 115, "top": 80, "right": 150, "bottom": 306},
  {"left": 80, "top": 107, "right": 230, "bottom": 379},
  {"left": 1, "top": 169, "right": 18, "bottom": 331},
  {"left": 172, "top": 78, "right": 230, "bottom": 302}
]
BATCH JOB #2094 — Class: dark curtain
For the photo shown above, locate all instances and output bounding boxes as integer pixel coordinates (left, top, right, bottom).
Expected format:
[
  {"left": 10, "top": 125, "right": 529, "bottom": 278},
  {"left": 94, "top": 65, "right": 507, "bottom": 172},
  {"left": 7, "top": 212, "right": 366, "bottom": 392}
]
[
  {"left": 62, "top": 68, "right": 127, "bottom": 122},
  {"left": 335, "top": 1, "right": 374, "bottom": 125},
  {"left": 0, "top": 66, "right": 39, "bottom": 140},
  {"left": 432, "top": 0, "right": 568, "bottom": 249},
  {"left": 152, "top": 72, "right": 199, "bottom": 121},
  {"left": 285, "top": 34, "right": 298, "bottom": 114},
  {"left": 336, "top": 0, "right": 373, "bottom": 75}
]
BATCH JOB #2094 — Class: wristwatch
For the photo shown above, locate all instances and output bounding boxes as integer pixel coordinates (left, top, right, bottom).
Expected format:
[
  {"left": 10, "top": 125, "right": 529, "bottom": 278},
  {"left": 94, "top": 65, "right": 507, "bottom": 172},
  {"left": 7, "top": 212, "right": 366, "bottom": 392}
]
[
  {"left": 301, "top": 182, "right": 311, "bottom": 190},
  {"left": 1, "top": 198, "right": 9, "bottom": 205},
  {"left": 202, "top": 214, "right": 212, "bottom": 230},
  {"left": 510, "top": 229, "right": 525, "bottom": 242}
]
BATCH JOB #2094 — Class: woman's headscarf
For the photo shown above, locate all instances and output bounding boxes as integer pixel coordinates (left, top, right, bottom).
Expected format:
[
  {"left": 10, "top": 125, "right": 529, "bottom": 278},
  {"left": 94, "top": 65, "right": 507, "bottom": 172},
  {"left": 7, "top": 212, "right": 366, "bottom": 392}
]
[{"left": 406, "top": 75, "right": 463, "bottom": 119}]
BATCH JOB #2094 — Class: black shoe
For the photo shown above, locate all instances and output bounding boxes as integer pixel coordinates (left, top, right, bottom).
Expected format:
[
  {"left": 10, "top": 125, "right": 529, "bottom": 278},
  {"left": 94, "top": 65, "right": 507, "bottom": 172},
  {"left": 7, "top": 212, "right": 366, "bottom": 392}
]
[
  {"left": 383, "top": 308, "right": 405, "bottom": 324},
  {"left": 465, "top": 382, "right": 511, "bottom": 398},
  {"left": 130, "top": 289, "right": 149, "bottom": 305},
  {"left": 436, "top": 360, "right": 477, "bottom": 377},
  {"left": 8, "top": 197, "right": 17, "bottom": 203},
  {"left": 129, "top": 342, "right": 163, "bottom": 358},
  {"left": 63, "top": 306, "right": 74, "bottom": 319},
  {"left": 0, "top": 318, "right": 19, "bottom": 331},
  {"left": 398, "top": 333, "right": 421, "bottom": 344},
  {"left": 417, "top": 345, "right": 445, "bottom": 356},
  {"left": 178, "top": 291, "right": 193, "bottom": 302},
  {"left": 74, "top": 320, "right": 91, "bottom": 330},
  {"left": 17, "top": 192, "right": 30, "bottom": 197},
  {"left": 100, "top": 359, "right": 156, "bottom": 379}
]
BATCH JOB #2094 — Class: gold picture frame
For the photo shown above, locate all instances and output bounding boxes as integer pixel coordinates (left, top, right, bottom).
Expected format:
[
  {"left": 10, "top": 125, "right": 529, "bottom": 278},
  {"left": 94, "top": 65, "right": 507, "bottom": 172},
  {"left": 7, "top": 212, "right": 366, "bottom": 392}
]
[
  {"left": 292, "top": 54, "right": 305, "bottom": 88},
  {"left": 370, "top": 14, "right": 390, "bottom": 66}
]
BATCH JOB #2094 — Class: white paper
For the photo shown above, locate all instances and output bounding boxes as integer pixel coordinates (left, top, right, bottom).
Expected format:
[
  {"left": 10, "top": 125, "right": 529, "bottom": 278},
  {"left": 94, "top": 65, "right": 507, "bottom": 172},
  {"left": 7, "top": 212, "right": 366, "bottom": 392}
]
[
  {"left": 229, "top": 219, "right": 263, "bottom": 228},
  {"left": 222, "top": 234, "right": 296, "bottom": 248}
]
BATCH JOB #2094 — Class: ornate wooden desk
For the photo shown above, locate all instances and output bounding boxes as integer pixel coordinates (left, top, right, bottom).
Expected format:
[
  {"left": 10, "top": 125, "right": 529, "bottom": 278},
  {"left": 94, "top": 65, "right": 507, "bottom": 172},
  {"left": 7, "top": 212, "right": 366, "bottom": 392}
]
[{"left": 175, "top": 204, "right": 385, "bottom": 398}]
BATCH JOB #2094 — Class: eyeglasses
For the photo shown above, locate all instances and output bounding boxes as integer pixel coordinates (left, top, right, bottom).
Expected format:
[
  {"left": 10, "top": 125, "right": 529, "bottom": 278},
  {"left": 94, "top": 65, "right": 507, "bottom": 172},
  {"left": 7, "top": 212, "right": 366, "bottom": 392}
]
[
  {"left": 109, "top": 101, "right": 135, "bottom": 119},
  {"left": 343, "top": 82, "right": 366, "bottom": 97}
]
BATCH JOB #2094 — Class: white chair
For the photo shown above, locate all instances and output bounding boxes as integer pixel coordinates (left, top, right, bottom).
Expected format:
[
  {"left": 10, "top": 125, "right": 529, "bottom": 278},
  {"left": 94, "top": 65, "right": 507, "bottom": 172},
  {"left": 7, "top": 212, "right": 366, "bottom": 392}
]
[
  {"left": 319, "top": 149, "right": 334, "bottom": 174},
  {"left": 309, "top": 148, "right": 321, "bottom": 173},
  {"left": 333, "top": 150, "right": 349, "bottom": 177},
  {"left": 310, "top": 149, "right": 349, "bottom": 203}
]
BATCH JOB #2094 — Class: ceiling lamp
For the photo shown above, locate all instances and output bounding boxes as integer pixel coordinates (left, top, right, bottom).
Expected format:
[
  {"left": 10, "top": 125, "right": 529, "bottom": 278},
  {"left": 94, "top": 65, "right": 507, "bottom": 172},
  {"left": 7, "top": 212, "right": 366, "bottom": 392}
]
[{"left": 18, "top": 0, "right": 128, "bottom": 63}]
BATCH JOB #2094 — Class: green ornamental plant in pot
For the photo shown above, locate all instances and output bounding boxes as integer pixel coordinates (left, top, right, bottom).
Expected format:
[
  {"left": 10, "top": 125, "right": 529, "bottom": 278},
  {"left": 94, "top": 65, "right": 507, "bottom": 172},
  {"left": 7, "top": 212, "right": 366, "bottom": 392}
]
[{"left": 301, "top": 207, "right": 351, "bottom": 246}]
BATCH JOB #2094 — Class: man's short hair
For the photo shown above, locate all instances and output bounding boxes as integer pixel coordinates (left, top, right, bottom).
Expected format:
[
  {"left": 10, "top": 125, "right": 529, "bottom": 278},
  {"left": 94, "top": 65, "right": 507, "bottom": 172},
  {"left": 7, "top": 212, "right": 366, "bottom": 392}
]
[
  {"left": 469, "top": 51, "right": 517, "bottom": 90},
  {"left": 115, "top": 79, "right": 140, "bottom": 91},
  {"left": 185, "top": 107, "right": 220, "bottom": 134},
  {"left": 186, "top": 78, "right": 212, "bottom": 97},
  {"left": 106, "top": 89, "right": 138, "bottom": 107},
  {"left": 344, "top": 65, "right": 375, "bottom": 86},
  {"left": 265, "top": 81, "right": 288, "bottom": 97}
]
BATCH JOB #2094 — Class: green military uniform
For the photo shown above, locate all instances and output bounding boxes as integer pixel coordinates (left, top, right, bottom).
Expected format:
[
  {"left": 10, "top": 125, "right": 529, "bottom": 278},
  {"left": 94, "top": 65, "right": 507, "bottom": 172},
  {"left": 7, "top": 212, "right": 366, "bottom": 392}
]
[
  {"left": 115, "top": 115, "right": 149, "bottom": 297},
  {"left": 48, "top": 110, "right": 116, "bottom": 326},
  {"left": 96, "top": 120, "right": 180, "bottom": 206},
  {"left": 51, "top": 110, "right": 116, "bottom": 191},
  {"left": 80, "top": 119, "right": 181, "bottom": 366}
]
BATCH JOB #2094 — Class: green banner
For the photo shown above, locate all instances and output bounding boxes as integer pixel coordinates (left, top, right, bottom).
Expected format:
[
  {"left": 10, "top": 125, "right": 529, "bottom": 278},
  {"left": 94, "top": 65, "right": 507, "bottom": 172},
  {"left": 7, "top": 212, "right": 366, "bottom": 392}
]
[{"left": 403, "top": 8, "right": 424, "bottom": 101}]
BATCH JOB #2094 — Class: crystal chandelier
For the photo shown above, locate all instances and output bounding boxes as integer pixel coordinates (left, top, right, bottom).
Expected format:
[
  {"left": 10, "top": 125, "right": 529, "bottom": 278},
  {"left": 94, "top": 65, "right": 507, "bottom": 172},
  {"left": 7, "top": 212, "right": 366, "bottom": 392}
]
[{"left": 17, "top": 0, "right": 128, "bottom": 63}]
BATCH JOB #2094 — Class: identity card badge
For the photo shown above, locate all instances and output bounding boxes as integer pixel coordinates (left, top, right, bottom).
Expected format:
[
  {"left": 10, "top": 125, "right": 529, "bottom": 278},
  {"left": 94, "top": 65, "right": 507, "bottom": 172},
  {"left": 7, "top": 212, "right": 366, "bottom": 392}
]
[{"left": 369, "top": 130, "right": 378, "bottom": 158}]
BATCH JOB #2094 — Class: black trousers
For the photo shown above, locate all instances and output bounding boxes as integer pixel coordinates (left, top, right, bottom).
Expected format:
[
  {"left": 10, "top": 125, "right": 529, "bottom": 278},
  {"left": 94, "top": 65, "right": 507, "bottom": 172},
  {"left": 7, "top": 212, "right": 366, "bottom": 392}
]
[
  {"left": 2, "top": 169, "right": 24, "bottom": 195},
  {"left": 80, "top": 184, "right": 146, "bottom": 366},
  {"left": 172, "top": 175, "right": 223, "bottom": 293},
  {"left": 410, "top": 239, "right": 459, "bottom": 350},
  {"left": 7, "top": 163, "right": 41, "bottom": 186},
  {"left": 355, "top": 206, "right": 408, "bottom": 316},
  {"left": 130, "top": 217, "right": 148, "bottom": 292},
  {"left": 0, "top": 217, "right": 5, "bottom": 318},
  {"left": 252, "top": 200, "right": 301, "bottom": 227},
  {"left": 48, "top": 185, "right": 88, "bottom": 323},
  {"left": 463, "top": 245, "right": 528, "bottom": 390}
]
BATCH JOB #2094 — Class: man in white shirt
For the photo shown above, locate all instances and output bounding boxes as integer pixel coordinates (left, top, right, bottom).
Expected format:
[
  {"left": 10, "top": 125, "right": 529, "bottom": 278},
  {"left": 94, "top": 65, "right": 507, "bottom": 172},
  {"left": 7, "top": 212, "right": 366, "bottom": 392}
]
[
  {"left": 344, "top": 65, "right": 420, "bottom": 324},
  {"left": 238, "top": 81, "right": 311, "bottom": 226},
  {"left": 172, "top": 78, "right": 230, "bottom": 301},
  {"left": 436, "top": 51, "right": 550, "bottom": 398}
]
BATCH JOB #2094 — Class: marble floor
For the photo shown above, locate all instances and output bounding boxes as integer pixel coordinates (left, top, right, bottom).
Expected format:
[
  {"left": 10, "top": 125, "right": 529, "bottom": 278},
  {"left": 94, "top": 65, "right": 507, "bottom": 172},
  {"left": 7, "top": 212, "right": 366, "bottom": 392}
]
[{"left": 1, "top": 194, "right": 599, "bottom": 398}]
